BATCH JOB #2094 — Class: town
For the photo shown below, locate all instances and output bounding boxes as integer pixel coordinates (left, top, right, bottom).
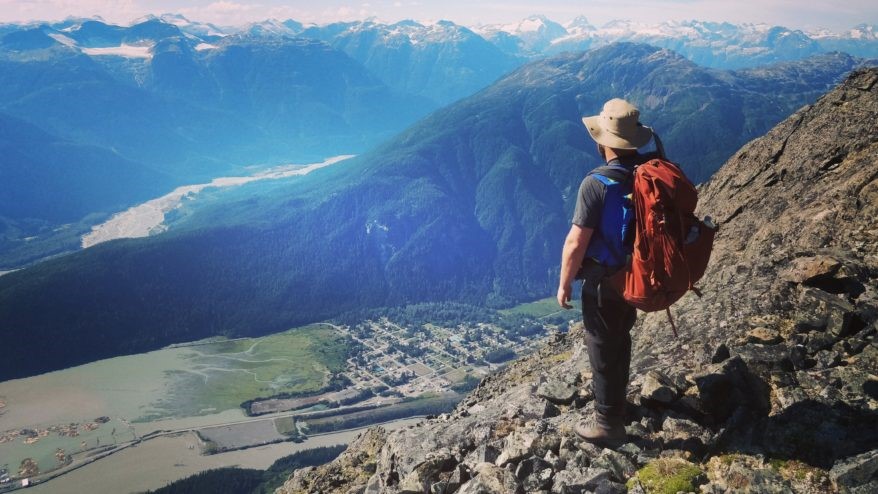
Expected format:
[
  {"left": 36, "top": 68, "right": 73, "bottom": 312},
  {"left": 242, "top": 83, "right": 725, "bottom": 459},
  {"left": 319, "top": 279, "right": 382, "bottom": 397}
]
[{"left": 247, "top": 301, "right": 572, "bottom": 415}]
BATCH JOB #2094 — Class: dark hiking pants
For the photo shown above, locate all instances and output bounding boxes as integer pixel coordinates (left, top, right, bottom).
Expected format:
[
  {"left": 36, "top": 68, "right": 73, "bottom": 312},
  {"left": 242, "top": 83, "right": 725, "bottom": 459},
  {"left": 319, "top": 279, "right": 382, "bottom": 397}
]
[{"left": 581, "top": 279, "right": 637, "bottom": 418}]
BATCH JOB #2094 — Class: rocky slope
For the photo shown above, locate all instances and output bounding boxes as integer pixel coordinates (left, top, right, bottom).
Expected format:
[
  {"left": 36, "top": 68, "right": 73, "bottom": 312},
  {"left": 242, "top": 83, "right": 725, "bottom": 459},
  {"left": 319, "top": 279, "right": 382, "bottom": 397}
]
[{"left": 276, "top": 68, "right": 878, "bottom": 494}]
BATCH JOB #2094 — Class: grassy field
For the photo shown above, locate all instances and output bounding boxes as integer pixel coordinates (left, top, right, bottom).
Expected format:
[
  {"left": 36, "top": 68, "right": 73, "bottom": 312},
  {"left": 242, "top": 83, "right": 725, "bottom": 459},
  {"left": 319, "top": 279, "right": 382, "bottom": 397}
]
[
  {"left": 143, "top": 325, "right": 350, "bottom": 420},
  {"left": 500, "top": 297, "right": 579, "bottom": 317},
  {"left": 273, "top": 416, "right": 298, "bottom": 437}
]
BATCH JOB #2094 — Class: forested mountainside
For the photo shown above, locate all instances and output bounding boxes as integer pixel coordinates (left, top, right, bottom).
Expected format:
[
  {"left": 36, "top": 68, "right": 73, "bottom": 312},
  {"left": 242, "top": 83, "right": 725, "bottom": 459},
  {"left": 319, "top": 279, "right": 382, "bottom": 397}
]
[{"left": 0, "top": 44, "right": 868, "bottom": 380}]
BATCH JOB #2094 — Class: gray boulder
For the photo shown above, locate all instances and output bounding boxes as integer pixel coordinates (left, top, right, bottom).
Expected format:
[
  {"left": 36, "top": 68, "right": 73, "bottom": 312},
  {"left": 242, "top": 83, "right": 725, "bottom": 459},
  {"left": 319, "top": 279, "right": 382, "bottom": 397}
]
[
  {"left": 515, "top": 455, "right": 554, "bottom": 491},
  {"left": 463, "top": 443, "right": 501, "bottom": 470},
  {"left": 550, "top": 467, "right": 613, "bottom": 494},
  {"left": 457, "top": 463, "right": 521, "bottom": 494},
  {"left": 398, "top": 449, "right": 457, "bottom": 493},
  {"left": 831, "top": 450, "right": 878, "bottom": 490},
  {"left": 537, "top": 377, "right": 578, "bottom": 406},
  {"left": 591, "top": 448, "right": 636, "bottom": 482},
  {"left": 640, "top": 370, "right": 679, "bottom": 405},
  {"left": 799, "top": 287, "right": 857, "bottom": 337}
]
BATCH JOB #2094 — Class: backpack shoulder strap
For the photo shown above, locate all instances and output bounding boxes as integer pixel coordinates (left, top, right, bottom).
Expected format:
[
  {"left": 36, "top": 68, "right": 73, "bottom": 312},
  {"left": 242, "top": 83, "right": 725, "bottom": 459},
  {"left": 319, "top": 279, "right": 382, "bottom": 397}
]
[{"left": 588, "top": 164, "right": 632, "bottom": 184}]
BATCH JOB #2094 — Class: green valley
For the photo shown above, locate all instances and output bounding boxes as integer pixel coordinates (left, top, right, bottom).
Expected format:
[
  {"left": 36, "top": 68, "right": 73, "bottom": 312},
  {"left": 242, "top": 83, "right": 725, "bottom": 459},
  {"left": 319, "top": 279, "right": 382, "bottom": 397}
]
[
  {"left": 143, "top": 325, "right": 350, "bottom": 420},
  {"left": 0, "top": 299, "right": 567, "bottom": 491}
]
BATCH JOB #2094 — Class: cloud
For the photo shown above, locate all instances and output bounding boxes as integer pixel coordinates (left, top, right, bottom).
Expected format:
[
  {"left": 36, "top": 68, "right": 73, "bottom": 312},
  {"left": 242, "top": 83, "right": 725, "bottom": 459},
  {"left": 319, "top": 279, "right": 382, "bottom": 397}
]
[
  {"left": 320, "top": 5, "right": 375, "bottom": 22},
  {"left": 178, "top": 1, "right": 265, "bottom": 24},
  {"left": 202, "top": 1, "right": 259, "bottom": 14},
  {"left": 0, "top": 0, "right": 872, "bottom": 31},
  {"left": 0, "top": 0, "right": 141, "bottom": 24}
]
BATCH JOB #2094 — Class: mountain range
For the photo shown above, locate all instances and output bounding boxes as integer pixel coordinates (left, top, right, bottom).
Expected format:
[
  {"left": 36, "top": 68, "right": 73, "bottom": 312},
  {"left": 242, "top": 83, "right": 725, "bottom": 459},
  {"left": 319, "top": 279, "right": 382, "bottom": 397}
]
[
  {"left": 475, "top": 15, "right": 878, "bottom": 67},
  {"left": 0, "top": 17, "right": 432, "bottom": 267},
  {"left": 0, "top": 42, "right": 868, "bottom": 380},
  {"left": 0, "top": 18, "right": 427, "bottom": 175},
  {"left": 5, "top": 14, "right": 876, "bottom": 106},
  {"left": 295, "top": 19, "right": 521, "bottom": 104},
  {"left": 21, "top": 14, "right": 874, "bottom": 70}
]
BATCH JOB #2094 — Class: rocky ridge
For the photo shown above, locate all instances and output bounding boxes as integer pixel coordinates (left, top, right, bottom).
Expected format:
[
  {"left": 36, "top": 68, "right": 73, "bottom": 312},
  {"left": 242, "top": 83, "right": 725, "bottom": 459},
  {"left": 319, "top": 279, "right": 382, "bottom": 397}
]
[{"left": 281, "top": 70, "right": 878, "bottom": 493}]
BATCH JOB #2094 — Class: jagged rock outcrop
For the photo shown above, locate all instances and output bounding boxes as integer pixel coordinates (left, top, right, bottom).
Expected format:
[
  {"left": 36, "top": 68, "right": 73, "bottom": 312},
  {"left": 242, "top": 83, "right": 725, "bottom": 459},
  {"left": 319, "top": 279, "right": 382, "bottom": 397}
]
[{"left": 277, "top": 68, "right": 878, "bottom": 494}]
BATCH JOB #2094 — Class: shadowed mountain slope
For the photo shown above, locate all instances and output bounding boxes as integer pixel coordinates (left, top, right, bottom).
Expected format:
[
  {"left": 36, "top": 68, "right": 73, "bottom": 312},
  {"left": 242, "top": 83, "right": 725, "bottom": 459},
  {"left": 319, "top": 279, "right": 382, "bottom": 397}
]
[{"left": 0, "top": 44, "right": 866, "bottom": 380}]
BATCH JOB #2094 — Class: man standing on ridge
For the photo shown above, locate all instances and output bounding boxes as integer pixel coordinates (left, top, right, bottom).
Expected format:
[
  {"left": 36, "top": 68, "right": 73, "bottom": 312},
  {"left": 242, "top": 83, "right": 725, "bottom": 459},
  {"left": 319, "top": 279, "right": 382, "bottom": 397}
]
[{"left": 557, "top": 98, "right": 661, "bottom": 447}]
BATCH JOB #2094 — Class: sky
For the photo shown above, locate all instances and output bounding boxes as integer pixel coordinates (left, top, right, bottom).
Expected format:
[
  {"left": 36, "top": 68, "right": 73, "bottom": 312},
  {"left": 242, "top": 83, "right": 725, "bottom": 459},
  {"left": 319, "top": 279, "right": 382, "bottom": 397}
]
[{"left": 0, "top": 0, "right": 876, "bottom": 32}]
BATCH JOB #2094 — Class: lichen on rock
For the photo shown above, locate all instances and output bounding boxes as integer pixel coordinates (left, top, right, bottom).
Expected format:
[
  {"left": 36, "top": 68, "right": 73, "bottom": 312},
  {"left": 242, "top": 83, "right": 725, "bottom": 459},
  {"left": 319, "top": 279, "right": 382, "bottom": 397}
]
[{"left": 626, "top": 457, "right": 704, "bottom": 494}]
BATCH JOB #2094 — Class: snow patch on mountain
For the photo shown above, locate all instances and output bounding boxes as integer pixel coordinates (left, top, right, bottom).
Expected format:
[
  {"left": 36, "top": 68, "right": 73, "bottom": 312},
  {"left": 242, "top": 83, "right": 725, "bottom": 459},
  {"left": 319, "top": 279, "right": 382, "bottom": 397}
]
[
  {"left": 850, "top": 24, "right": 878, "bottom": 39},
  {"left": 47, "top": 32, "right": 77, "bottom": 47},
  {"left": 82, "top": 43, "right": 153, "bottom": 58},
  {"left": 475, "top": 15, "right": 568, "bottom": 53}
]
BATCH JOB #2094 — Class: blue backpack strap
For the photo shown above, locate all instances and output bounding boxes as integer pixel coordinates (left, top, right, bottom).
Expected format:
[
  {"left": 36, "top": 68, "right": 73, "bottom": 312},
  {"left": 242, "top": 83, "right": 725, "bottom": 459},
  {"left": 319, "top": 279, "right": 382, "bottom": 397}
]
[
  {"left": 589, "top": 164, "right": 633, "bottom": 184},
  {"left": 584, "top": 164, "right": 635, "bottom": 268}
]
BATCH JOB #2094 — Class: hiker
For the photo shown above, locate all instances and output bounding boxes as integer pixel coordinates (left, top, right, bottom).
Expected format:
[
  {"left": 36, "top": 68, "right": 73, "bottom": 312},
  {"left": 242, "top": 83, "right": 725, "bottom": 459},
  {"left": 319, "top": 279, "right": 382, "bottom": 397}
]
[{"left": 556, "top": 98, "right": 660, "bottom": 446}]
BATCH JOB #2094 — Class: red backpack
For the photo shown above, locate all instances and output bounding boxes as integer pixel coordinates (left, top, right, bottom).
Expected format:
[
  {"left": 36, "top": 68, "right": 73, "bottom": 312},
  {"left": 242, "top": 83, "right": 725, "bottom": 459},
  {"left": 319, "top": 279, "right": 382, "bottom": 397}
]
[{"left": 607, "top": 158, "right": 717, "bottom": 336}]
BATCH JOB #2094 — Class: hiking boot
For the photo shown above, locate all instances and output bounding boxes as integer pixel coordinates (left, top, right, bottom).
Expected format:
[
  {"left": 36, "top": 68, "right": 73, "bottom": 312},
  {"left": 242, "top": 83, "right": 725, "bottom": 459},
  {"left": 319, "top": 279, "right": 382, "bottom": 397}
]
[{"left": 574, "top": 411, "right": 626, "bottom": 447}]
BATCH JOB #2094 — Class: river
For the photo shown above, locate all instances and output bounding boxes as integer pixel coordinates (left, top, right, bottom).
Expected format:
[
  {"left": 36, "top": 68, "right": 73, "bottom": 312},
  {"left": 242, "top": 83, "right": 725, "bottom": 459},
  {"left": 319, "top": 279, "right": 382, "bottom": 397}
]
[{"left": 81, "top": 155, "right": 354, "bottom": 248}]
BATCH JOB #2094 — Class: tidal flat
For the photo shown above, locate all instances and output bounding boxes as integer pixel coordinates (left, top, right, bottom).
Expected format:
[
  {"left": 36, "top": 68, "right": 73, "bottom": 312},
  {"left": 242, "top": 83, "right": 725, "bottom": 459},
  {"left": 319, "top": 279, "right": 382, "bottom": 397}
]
[
  {"left": 0, "top": 325, "right": 349, "bottom": 485},
  {"left": 26, "top": 418, "right": 421, "bottom": 494}
]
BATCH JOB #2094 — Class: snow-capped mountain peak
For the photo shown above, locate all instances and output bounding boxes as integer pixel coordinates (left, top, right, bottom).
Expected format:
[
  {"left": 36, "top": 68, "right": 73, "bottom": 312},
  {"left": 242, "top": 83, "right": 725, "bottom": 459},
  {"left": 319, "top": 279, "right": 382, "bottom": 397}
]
[
  {"left": 500, "top": 14, "right": 567, "bottom": 37},
  {"left": 241, "top": 18, "right": 297, "bottom": 37},
  {"left": 849, "top": 23, "right": 877, "bottom": 40},
  {"left": 565, "top": 15, "right": 596, "bottom": 35},
  {"left": 158, "top": 13, "right": 189, "bottom": 25},
  {"left": 129, "top": 14, "right": 161, "bottom": 26},
  {"left": 333, "top": 18, "right": 475, "bottom": 47},
  {"left": 158, "top": 13, "right": 226, "bottom": 38}
]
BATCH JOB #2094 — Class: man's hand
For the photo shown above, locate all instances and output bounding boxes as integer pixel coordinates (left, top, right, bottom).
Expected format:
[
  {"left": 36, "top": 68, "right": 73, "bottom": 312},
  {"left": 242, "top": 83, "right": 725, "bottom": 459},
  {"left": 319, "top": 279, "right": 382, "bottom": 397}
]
[
  {"left": 557, "top": 224, "right": 592, "bottom": 310},
  {"left": 557, "top": 283, "right": 573, "bottom": 309}
]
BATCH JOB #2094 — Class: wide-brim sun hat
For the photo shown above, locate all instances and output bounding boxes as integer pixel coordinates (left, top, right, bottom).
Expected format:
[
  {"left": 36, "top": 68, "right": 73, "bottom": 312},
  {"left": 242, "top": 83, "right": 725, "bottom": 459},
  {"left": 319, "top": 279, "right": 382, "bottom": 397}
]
[{"left": 582, "top": 98, "right": 653, "bottom": 150}]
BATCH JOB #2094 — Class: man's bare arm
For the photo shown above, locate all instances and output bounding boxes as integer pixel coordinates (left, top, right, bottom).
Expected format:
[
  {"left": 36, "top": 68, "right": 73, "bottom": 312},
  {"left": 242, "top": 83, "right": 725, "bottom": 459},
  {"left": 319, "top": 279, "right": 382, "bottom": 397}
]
[{"left": 557, "top": 224, "right": 593, "bottom": 309}]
